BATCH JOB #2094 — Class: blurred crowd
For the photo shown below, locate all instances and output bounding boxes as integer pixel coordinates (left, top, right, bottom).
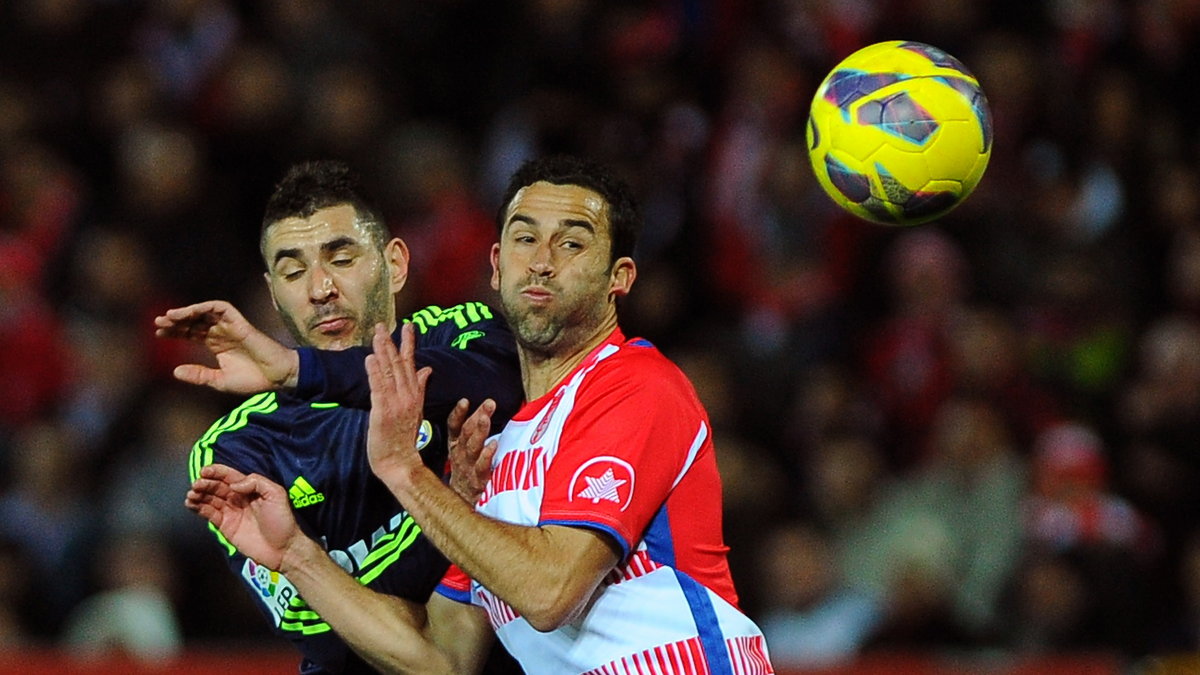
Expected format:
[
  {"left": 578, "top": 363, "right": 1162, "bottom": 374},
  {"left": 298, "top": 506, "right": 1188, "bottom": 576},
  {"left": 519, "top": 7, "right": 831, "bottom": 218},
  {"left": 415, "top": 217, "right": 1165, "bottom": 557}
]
[{"left": 2, "top": 0, "right": 1200, "bottom": 669}]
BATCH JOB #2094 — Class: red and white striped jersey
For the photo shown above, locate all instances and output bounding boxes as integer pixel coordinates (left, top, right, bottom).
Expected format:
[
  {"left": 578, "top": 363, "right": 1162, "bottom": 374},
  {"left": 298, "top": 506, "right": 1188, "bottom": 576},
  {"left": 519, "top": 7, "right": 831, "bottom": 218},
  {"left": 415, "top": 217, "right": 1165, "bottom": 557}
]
[{"left": 438, "top": 329, "right": 773, "bottom": 674}]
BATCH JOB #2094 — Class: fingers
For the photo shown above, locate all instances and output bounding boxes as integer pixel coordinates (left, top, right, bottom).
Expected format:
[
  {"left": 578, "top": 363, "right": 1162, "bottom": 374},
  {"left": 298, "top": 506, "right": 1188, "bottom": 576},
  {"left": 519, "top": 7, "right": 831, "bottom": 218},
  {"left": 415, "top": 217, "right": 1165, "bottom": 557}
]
[
  {"left": 194, "top": 464, "right": 273, "bottom": 502},
  {"left": 162, "top": 300, "right": 236, "bottom": 323},
  {"left": 397, "top": 322, "right": 415, "bottom": 370},
  {"left": 366, "top": 353, "right": 392, "bottom": 408},
  {"left": 230, "top": 472, "right": 287, "bottom": 501},
  {"left": 461, "top": 399, "right": 496, "bottom": 448},
  {"left": 446, "top": 399, "right": 471, "bottom": 439},
  {"left": 173, "top": 364, "right": 218, "bottom": 387},
  {"left": 185, "top": 499, "right": 222, "bottom": 526},
  {"left": 389, "top": 323, "right": 422, "bottom": 394},
  {"left": 467, "top": 399, "right": 496, "bottom": 431},
  {"left": 368, "top": 326, "right": 398, "bottom": 400},
  {"left": 368, "top": 323, "right": 430, "bottom": 404},
  {"left": 200, "top": 463, "right": 249, "bottom": 483},
  {"left": 155, "top": 300, "right": 245, "bottom": 340},
  {"left": 476, "top": 439, "right": 499, "bottom": 473},
  {"left": 185, "top": 485, "right": 227, "bottom": 527},
  {"left": 415, "top": 366, "right": 431, "bottom": 395}
]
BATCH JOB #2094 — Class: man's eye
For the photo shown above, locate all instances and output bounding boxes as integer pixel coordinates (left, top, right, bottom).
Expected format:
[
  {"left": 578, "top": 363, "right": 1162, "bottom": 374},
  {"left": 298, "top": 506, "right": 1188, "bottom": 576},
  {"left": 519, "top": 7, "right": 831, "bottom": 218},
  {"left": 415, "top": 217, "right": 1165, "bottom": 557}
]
[
  {"left": 331, "top": 257, "right": 354, "bottom": 266},
  {"left": 277, "top": 265, "right": 304, "bottom": 280}
]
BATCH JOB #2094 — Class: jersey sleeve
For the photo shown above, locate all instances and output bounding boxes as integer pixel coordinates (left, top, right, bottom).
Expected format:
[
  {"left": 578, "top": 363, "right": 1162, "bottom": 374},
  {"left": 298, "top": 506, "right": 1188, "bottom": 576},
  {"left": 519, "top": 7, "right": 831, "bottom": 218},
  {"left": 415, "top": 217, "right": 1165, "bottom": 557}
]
[
  {"left": 537, "top": 357, "right": 708, "bottom": 559},
  {"left": 294, "top": 303, "right": 522, "bottom": 433},
  {"left": 434, "top": 564, "right": 474, "bottom": 604}
]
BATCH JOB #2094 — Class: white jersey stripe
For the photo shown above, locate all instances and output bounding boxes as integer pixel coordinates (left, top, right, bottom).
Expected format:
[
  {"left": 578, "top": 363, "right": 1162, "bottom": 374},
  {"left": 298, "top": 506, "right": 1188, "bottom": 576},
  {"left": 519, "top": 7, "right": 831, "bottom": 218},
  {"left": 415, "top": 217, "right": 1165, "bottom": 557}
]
[{"left": 671, "top": 421, "right": 708, "bottom": 490}]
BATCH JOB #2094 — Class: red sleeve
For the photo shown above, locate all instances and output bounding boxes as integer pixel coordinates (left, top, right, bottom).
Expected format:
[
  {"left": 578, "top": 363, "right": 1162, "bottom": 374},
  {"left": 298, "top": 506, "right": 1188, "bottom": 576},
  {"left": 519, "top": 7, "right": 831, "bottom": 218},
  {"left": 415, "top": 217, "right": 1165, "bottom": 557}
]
[
  {"left": 434, "top": 564, "right": 473, "bottom": 604},
  {"left": 537, "top": 357, "right": 706, "bottom": 556}
]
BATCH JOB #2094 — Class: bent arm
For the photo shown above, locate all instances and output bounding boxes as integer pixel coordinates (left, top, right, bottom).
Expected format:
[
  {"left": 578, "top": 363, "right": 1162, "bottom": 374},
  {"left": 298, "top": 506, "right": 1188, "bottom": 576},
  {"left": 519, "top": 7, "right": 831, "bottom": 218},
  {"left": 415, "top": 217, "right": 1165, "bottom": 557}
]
[
  {"left": 365, "top": 324, "right": 619, "bottom": 630},
  {"left": 426, "top": 593, "right": 495, "bottom": 674},
  {"left": 382, "top": 465, "right": 620, "bottom": 632}
]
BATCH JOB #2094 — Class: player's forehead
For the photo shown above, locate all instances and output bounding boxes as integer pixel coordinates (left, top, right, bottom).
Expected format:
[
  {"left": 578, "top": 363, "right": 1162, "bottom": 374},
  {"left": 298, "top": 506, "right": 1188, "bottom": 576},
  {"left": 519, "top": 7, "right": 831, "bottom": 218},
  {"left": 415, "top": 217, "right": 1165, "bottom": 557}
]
[
  {"left": 502, "top": 182, "right": 610, "bottom": 234},
  {"left": 262, "top": 204, "right": 369, "bottom": 255}
]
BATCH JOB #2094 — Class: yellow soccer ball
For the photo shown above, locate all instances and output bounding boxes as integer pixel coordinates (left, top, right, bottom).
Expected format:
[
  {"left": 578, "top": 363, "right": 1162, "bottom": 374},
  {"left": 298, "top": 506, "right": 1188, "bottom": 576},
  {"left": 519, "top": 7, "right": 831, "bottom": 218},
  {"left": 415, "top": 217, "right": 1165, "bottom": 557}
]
[{"left": 807, "top": 40, "right": 993, "bottom": 226}]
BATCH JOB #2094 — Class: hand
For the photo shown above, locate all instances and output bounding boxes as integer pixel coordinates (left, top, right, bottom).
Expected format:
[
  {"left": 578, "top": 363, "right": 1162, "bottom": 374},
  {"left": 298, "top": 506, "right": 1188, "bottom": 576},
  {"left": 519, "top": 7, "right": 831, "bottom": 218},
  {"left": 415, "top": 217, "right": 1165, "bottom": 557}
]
[
  {"left": 154, "top": 300, "right": 300, "bottom": 393},
  {"left": 185, "top": 463, "right": 302, "bottom": 570},
  {"left": 447, "top": 398, "right": 498, "bottom": 505},
  {"left": 366, "top": 323, "right": 433, "bottom": 487}
]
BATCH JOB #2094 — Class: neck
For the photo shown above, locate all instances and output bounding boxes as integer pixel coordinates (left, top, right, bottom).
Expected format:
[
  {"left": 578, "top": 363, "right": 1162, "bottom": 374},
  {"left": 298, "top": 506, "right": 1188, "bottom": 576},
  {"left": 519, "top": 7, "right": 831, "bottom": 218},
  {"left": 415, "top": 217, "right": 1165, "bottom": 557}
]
[{"left": 518, "top": 315, "right": 619, "bottom": 401}]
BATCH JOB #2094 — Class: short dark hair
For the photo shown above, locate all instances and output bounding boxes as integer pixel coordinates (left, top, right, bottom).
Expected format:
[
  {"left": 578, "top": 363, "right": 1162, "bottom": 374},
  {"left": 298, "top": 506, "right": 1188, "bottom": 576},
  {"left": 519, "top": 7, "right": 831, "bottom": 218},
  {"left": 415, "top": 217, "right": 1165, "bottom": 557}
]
[
  {"left": 260, "top": 160, "right": 387, "bottom": 257},
  {"left": 496, "top": 155, "right": 641, "bottom": 264}
]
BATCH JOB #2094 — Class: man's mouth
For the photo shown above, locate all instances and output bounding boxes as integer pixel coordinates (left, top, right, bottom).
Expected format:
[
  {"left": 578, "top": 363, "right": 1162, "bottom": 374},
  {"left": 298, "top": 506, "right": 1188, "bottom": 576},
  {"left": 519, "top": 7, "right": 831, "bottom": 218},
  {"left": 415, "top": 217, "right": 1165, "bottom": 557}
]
[
  {"left": 312, "top": 316, "right": 353, "bottom": 334},
  {"left": 520, "top": 285, "right": 554, "bottom": 303}
]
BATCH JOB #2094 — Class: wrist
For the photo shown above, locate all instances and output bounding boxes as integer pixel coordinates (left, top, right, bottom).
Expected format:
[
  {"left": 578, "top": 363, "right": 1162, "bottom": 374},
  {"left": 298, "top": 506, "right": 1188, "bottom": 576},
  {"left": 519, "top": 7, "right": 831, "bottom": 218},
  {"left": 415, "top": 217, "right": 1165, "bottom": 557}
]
[
  {"left": 278, "top": 532, "right": 324, "bottom": 576},
  {"left": 282, "top": 350, "right": 300, "bottom": 389},
  {"left": 379, "top": 459, "right": 429, "bottom": 499}
]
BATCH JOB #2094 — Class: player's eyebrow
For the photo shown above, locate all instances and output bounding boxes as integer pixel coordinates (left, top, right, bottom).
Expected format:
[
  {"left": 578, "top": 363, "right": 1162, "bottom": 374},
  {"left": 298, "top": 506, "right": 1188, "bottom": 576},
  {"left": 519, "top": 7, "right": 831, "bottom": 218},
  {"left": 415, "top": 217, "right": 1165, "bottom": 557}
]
[
  {"left": 508, "top": 214, "right": 595, "bottom": 234},
  {"left": 272, "top": 236, "right": 360, "bottom": 265},
  {"left": 273, "top": 248, "right": 302, "bottom": 265},
  {"left": 320, "top": 236, "right": 359, "bottom": 254},
  {"left": 560, "top": 219, "right": 595, "bottom": 234}
]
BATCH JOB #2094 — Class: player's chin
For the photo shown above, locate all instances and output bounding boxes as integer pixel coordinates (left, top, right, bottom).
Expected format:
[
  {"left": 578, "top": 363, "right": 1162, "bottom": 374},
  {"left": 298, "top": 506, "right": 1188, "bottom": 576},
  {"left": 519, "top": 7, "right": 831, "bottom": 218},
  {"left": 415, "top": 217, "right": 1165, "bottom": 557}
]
[{"left": 308, "top": 329, "right": 360, "bottom": 351}]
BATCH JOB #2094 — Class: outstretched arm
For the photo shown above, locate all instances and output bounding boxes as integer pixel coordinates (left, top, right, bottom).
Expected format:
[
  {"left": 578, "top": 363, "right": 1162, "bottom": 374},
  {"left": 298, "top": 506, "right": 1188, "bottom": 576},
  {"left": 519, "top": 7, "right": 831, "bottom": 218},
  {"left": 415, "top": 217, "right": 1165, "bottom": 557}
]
[
  {"left": 155, "top": 300, "right": 300, "bottom": 393},
  {"left": 366, "top": 325, "right": 620, "bottom": 632},
  {"left": 186, "top": 464, "right": 457, "bottom": 674}
]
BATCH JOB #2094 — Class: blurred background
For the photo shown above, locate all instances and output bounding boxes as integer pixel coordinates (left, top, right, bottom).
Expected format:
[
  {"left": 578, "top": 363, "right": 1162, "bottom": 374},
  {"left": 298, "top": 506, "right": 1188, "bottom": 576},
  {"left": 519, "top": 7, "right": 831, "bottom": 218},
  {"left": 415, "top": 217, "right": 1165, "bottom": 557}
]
[{"left": 1, "top": 0, "right": 1199, "bottom": 673}]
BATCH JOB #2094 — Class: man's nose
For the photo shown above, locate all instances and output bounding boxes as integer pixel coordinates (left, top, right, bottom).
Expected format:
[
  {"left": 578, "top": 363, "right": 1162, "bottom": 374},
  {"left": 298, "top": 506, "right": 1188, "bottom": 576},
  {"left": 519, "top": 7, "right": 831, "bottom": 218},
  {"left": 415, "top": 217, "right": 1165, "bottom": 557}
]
[
  {"left": 309, "top": 266, "right": 338, "bottom": 301},
  {"left": 529, "top": 242, "right": 554, "bottom": 276}
]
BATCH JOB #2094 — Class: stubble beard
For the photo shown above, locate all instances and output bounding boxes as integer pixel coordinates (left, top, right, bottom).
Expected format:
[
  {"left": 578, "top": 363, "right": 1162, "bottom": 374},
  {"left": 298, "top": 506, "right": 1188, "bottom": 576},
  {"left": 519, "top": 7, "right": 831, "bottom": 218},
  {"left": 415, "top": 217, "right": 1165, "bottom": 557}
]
[
  {"left": 276, "top": 272, "right": 393, "bottom": 350},
  {"left": 501, "top": 277, "right": 609, "bottom": 357}
]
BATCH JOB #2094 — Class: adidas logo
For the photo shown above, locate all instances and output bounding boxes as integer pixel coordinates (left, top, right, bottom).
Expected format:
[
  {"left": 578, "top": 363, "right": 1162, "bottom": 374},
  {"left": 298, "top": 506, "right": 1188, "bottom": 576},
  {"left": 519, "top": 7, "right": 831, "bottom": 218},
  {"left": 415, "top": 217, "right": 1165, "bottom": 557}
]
[{"left": 289, "top": 476, "right": 325, "bottom": 508}]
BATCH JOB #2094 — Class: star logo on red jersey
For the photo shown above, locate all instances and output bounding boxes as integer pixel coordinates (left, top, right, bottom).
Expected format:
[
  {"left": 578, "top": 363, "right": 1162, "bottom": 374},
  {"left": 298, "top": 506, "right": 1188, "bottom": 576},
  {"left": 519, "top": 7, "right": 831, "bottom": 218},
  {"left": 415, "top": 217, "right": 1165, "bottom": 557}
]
[
  {"left": 577, "top": 469, "right": 626, "bottom": 504},
  {"left": 568, "top": 457, "right": 635, "bottom": 511}
]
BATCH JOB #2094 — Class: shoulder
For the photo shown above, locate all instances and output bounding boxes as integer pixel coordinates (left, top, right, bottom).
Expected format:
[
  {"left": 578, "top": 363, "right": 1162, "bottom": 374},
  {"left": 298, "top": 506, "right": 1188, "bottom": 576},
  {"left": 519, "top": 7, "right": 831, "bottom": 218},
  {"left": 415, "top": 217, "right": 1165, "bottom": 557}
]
[
  {"left": 195, "top": 392, "right": 310, "bottom": 453},
  {"left": 597, "top": 337, "right": 690, "bottom": 385},
  {"left": 190, "top": 392, "right": 292, "bottom": 480},
  {"left": 202, "top": 393, "right": 285, "bottom": 435},
  {"left": 583, "top": 338, "right": 699, "bottom": 405}
]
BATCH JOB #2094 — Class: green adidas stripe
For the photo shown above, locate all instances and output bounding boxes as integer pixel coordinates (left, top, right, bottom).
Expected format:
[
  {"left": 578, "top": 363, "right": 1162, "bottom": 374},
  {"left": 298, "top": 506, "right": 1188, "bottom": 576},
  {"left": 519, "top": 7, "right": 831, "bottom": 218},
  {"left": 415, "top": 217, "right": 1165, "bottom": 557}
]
[
  {"left": 189, "top": 392, "right": 277, "bottom": 481},
  {"left": 279, "top": 589, "right": 329, "bottom": 634},
  {"left": 280, "top": 619, "right": 331, "bottom": 635},
  {"left": 359, "top": 521, "right": 423, "bottom": 585},
  {"left": 358, "top": 515, "right": 419, "bottom": 570},
  {"left": 189, "top": 392, "right": 280, "bottom": 555},
  {"left": 283, "top": 607, "right": 322, "bottom": 621}
]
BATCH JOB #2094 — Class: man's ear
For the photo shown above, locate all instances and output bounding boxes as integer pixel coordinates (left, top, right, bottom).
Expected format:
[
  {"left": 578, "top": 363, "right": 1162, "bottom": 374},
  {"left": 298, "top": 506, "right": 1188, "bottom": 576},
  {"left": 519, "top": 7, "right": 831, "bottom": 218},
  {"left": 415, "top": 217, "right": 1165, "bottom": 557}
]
[
  {"left": 490, "top": 242, "right": 501, "bottom": 291},
  {"left": 385, "top": 238, "right": 411, "bottom": 293},
  {"left": 609, "top": 257, "right": 636, "bottom": 299},
  {"left": 263, "top": 272, "right": 281, "bottom": 312}
]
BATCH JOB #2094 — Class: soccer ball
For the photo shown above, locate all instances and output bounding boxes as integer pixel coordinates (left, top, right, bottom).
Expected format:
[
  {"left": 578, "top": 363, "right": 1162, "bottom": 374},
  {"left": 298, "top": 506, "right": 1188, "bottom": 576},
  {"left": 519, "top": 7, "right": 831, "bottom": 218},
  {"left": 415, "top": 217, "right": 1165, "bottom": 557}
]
[{"left": 806, "top": 40, "right": 993, "bottom": 226}]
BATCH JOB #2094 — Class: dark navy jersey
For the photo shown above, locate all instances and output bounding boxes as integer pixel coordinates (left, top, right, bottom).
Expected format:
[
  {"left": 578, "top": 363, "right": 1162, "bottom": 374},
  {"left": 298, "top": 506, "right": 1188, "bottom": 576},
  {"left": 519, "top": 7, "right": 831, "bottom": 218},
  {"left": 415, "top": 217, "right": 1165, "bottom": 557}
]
[{"left": 190, "top": 302, "right": 523, "bottom": 675}]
